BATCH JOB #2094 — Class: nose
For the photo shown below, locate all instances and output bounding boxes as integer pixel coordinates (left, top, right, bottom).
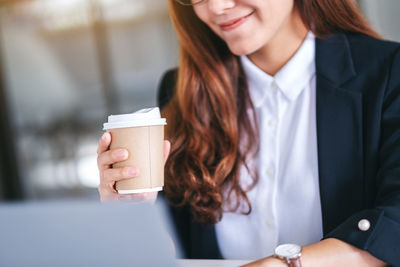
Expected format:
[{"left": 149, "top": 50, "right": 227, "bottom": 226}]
[{"left": 207, "top": 0, "right": 235, "bottom": 15}]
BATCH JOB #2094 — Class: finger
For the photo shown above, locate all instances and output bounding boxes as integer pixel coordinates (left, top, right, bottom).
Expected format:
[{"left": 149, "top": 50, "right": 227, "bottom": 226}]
[
  {"left": 118, "top": 191, "right": 158, "bottom": 203},
  {"left": 117, "top": 193, "right": 147, "bottom": 202},
  {"left": 97, "top": 132, "right": 112, "bottom": 155},
  {"left": 164, "top": 140, "right": 171, "bottom": 164},
  {"left": 101, "top": 167, "right": 139, "bottom": 184},
  {"left": 98, "top": 184, "right": 119, "bottom": 202},
  {"left": 97, "top": 148, "right": 129, "bottom": 171}
]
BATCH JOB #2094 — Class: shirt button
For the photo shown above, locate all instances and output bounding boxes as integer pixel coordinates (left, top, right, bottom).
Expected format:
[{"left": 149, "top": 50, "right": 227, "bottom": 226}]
[
  {"left": 268, "top": 118, "right": 276, "bottom": 127},
  {"left": 358, "top": 219, "right": 370, "bottom": 231},
  {"left": 271, "top": 80, "right": 278, "bottom": 89},
  {"left": 265, "top": 220, "right": 273, "bottom": 227},
  {"left": 266, "top": 168, "right": 274, "bottom": 177}
]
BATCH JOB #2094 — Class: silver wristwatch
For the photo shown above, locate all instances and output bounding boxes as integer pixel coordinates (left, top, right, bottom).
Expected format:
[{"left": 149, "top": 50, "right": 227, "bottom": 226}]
[{"left": 274, "top": 244, "right": 302, "bottom": 267}]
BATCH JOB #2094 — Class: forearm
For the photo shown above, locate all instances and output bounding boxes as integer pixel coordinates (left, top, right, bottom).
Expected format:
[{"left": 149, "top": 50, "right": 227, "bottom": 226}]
[
  {"left": 302, "top": 238, "right": 386, "bottom": 267},
  {"left": 243, "top": 238, "right": 387, "bottom": 267}
]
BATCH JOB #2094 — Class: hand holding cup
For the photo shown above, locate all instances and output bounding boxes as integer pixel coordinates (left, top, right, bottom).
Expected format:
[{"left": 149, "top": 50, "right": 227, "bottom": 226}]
[
  {"left": 97, "top": 108, "right": 170, "bottom": 203},
  {"left": 97, "top": 132, "right": 170, "bottom": 202}
]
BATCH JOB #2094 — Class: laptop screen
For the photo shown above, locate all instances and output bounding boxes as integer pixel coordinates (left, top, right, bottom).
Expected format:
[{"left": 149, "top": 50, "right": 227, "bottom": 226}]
[{"left": 0, "top": 201, "right": 177, "bottom": 267}]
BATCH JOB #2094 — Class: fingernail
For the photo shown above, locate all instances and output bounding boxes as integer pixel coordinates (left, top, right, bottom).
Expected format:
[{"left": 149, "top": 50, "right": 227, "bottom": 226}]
[
  {"left": 102, "top": 133, "right": 109, "bottom": 141},
  {"left": 116, "top": 149, "right": 127, "bottom": 159},
  {"left": 128, "top": 168, "right": 138, "bottom": 176}
]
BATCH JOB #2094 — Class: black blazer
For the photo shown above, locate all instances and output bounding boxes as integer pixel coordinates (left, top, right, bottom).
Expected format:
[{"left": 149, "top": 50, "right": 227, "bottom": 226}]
[{"left": 157, "top": 33, "right": 400, "bottom": 266}]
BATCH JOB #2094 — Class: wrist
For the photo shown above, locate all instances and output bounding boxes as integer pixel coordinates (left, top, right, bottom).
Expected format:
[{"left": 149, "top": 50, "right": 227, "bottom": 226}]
[
  {"left": 241, "top": 255, "right": 288, "bottom": 267},
  {"left": 267, "top": 256, "right": 289, "bottom": 266},
  {"left": 274, "top": 244, "right": 302, "bottom": 267}
]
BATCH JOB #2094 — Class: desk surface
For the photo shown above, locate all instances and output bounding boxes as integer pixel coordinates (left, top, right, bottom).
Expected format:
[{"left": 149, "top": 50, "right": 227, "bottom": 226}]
[{"left": 177, "top": 259, "right": 252, "bottom": 267}]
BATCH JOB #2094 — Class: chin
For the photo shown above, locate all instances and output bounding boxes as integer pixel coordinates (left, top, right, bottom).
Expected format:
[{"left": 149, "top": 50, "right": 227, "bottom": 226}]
[{"left": 227, "top": 44, "right": 257, "bottom": 56}]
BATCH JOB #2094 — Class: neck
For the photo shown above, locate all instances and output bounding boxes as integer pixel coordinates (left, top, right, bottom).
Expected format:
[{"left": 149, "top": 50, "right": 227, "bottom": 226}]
[{"left": 248, "top": 10, "right": 309, "bottom": 76}]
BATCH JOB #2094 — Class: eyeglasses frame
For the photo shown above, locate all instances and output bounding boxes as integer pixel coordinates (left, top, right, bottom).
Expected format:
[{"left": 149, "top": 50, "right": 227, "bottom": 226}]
[{"left": 174, "top": 0, "right": 206, "bottom": 6}]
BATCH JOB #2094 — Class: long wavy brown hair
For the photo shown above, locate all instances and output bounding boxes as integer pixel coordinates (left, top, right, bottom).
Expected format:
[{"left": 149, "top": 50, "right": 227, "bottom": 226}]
[{"left": 162, "top": 0, "right": 379, "bottom": 225}]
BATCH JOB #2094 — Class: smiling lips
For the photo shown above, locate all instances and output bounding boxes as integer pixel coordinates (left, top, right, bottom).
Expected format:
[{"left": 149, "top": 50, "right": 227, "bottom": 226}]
[{"left": 219, "top": 10, "right": 255, "bottom": 32}]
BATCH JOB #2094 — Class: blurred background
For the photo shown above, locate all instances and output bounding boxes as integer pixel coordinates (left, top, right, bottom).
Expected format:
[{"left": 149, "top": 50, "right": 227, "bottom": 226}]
[{"left": 0, "top": 0, "right": 399, "bottom": 202}]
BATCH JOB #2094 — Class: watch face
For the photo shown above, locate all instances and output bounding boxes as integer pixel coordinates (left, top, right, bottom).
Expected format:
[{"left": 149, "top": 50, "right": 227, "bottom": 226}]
[{"left": 275, "top": 244, "right": 301, "bottom": 258}]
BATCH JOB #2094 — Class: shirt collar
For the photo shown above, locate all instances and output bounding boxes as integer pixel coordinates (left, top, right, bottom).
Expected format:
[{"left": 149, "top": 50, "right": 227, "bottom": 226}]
[{"left": 240, "top": 32, "right": 316, "bottom": 107}]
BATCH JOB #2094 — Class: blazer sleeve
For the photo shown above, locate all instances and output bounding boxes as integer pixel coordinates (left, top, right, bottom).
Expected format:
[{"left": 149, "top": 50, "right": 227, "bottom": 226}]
[{"left": 325, "top": 47, "right": 400, "bottom": 266}]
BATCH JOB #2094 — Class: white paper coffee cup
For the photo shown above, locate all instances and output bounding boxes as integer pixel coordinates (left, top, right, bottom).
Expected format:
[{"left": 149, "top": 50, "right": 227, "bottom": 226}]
[{"left": 103, "top": 107, "right": 167, "bottom": 194}]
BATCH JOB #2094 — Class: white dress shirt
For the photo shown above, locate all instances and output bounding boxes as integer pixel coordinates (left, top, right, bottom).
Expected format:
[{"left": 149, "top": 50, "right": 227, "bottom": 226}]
[{"left": 215, "top": 32, "right": 323, "bottom": 260}]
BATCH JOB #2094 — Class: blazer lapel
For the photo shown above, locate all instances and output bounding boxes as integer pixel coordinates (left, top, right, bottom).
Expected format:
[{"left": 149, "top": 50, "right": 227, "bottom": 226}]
[{"left": 316, "top": 34, "right": 364, "bottom": 235}]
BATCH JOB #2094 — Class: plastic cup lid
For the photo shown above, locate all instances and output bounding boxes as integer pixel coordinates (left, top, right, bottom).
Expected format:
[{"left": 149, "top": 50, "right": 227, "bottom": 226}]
[{"left": 103, "top": 107, "right": 167, "bottom": 130}]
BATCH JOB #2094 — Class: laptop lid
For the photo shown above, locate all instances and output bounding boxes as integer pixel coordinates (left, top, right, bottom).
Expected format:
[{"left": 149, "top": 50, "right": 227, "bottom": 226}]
[{"left": 0, "top": 201, "right": 177, "bottom": 267}]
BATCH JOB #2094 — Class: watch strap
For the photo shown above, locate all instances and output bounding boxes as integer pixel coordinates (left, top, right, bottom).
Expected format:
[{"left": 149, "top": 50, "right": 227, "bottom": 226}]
[{"left": 288, "top": 255, "right": 302, "bottom": 267}]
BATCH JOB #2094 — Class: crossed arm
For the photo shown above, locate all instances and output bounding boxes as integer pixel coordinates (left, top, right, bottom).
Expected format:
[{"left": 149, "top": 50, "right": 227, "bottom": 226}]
[{"left": 243, "top": 238, "right": 386, "bottom": 267}]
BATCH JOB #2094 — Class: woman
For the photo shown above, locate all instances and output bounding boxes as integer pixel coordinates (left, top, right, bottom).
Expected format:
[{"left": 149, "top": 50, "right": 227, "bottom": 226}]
[{"left": 97, "top": 0, "right": 400, "bottom": 266}]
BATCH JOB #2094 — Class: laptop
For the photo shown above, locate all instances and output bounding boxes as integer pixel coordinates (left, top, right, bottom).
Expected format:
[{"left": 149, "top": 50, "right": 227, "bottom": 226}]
[{"left": 0, "top": 201, "right": 178, "bottom": 267}]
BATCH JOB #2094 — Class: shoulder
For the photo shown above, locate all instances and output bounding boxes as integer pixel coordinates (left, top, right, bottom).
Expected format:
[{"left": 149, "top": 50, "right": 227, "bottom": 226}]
[
  {"left": 344, "top": 33, "right": 400, "bottom": 91},
  {"left": 316, "top": 33, "right": 400, "bottom": 87},
  {"left": 345, "top": 32, "right": 400, "bottom": 48},
  {"left": 157, "top": 68, "right": 178, "bottom": 110},
  {"left": 345, "top": 33, "right": 400, "bottom": 62},
  {"left": 318, "top": 32, "right": 400, "bottom": 64}
]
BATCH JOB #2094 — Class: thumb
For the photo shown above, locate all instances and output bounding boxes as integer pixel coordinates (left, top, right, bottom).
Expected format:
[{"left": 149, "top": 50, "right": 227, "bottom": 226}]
[{"left": 163, "top": 140, "right": 171, "bottom": 164}]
